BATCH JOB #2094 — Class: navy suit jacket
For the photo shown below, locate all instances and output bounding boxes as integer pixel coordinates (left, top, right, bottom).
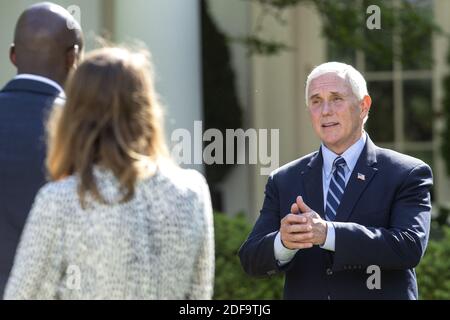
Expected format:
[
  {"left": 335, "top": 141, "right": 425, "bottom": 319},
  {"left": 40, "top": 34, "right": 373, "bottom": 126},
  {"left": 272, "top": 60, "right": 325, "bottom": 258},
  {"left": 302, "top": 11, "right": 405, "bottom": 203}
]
[
  {"left": 0, "top": 78, "right": 63, "bottom": 296},
  {"left": 239, "top": 136, "right": 433, "bottom": 300}
]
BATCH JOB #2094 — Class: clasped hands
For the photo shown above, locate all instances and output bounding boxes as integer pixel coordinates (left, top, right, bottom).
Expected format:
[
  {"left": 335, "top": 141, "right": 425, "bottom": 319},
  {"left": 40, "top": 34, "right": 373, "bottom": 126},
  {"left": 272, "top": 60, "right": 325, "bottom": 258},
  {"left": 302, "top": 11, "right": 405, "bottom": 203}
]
[{"left": 280, "top": 196, "right": 328, "bottom": 250}]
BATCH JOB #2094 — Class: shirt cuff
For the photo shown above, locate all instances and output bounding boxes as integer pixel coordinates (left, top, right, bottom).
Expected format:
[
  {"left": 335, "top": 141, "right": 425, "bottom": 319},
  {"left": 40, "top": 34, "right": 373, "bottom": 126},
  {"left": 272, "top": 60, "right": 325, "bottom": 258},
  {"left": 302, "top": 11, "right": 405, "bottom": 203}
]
[
  {"left": 274, "top": 231, "right": 298, "bottom": 266},
  {"left": 320, "top": 221, "right": 336, "bottom": 252}
]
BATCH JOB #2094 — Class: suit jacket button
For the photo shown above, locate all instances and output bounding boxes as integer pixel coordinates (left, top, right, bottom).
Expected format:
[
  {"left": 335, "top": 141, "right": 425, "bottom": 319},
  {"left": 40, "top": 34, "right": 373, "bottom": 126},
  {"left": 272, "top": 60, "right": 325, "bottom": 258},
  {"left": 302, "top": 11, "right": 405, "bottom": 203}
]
[{"left": 326, "top": 268, "right": 333, "bottom": 276}]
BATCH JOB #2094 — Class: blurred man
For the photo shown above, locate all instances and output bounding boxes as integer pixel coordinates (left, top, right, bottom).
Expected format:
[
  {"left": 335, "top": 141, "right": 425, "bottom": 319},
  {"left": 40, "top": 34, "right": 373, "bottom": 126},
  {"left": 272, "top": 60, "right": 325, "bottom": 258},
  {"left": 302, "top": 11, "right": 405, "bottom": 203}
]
[
  {"left": 239, "top": 62, "right": 433, "bottom": 299},
  {"left": 0, "top": 2, "right": 83, "bottom": 297}
]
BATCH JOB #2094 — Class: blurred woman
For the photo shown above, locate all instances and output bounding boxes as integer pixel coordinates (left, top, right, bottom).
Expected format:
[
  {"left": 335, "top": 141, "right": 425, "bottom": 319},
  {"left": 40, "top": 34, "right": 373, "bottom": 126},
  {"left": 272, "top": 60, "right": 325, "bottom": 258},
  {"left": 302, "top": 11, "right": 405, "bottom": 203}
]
[{"left": 4, "top": 47, "right": 214, "bottom": 300}]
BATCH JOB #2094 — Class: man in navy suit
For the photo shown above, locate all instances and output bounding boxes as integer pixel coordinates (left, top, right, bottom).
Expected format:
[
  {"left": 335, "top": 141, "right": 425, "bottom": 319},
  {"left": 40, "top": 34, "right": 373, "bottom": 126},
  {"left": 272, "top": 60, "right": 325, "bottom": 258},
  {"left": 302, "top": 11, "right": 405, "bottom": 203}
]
[
  {"left": 239, "top": 62, "right": 433, "bottom": 299},
  {"left": 0, "top": 2, "right": 83, "bottom": 296}
]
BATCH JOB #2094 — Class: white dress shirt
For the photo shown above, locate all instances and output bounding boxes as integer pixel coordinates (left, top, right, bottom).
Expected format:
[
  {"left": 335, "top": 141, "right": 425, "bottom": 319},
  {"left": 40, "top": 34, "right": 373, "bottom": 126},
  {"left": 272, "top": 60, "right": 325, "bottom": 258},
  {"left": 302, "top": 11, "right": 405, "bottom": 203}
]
[{"left": 274, "top": 133, "right": 367, "bottom": 265}]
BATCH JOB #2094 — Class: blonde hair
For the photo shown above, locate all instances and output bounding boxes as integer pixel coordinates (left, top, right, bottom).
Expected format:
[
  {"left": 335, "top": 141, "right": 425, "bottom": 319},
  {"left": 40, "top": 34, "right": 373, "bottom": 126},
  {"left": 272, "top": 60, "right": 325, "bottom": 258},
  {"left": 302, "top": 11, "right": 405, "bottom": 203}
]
[{"left": 47, "top": 47, "right": 169, "bottom": 207}]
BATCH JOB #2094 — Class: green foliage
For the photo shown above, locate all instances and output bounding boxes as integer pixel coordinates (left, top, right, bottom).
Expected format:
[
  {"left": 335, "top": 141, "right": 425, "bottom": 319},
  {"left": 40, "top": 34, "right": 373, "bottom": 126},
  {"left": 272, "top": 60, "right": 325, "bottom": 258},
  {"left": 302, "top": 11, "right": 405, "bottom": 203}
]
[
  {"left": 240, "top": 0, "right": 442, "bottom": 63},
  {"left": 253, "top": 0, "right": 304, "bottom": 9},
  {"left": 318, "top": 0, "right": 440, "bottom": 68},
  {"left": 416, "top": 223, "right": 450, "bottom": 300},
  {"left": 213, "top": 213, "right": 284, "bottom": 299},
  {"left": 442, "top": 50, "right": 450, "bottom": 175},
  {"left": 241, "top": 0, "right": 310, "bottom": 56},
  {"left": 232, "top": 36, "right": 292, "bottom": 56}
]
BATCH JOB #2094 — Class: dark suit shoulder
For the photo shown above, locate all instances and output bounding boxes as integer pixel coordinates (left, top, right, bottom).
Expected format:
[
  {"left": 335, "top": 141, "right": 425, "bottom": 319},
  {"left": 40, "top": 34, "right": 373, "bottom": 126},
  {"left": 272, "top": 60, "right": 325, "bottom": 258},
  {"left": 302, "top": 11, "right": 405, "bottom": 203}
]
[
  {"left": 270, "top": 150, "right": 319, "bottom": 179},
  {"left": 375, "top": 147, "right": 430, "bottom": 173}
]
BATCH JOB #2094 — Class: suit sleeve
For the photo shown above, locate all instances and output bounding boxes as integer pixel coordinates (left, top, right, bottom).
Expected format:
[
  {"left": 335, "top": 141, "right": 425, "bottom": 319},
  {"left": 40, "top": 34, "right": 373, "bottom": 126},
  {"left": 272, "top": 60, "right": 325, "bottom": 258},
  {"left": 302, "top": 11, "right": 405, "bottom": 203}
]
[
  {"left": 3, "top": 185, "right": 65, "bottom": 300},
  {"left": 332, "top": 163, "right": 432, "bottom": 271},
  {"left": 239, "top": 174, "right": 287, "bottom": 277}
]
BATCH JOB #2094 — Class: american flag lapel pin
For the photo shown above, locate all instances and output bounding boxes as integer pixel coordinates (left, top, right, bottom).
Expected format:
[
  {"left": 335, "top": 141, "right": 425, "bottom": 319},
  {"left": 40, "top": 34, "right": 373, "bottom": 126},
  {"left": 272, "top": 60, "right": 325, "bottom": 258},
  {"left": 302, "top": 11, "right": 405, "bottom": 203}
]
[{"left": 357, "top": 173, "right": 366, "bottom": 181}]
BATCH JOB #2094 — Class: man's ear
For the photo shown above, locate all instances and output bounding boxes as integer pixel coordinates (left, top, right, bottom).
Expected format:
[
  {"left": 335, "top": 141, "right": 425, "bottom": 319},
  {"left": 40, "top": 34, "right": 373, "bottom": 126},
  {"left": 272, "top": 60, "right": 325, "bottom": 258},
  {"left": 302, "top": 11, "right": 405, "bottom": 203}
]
[
  {"left": 360, "top": 95, "right": 372, "bottom": 120},
  {"left": 65, "top": 45, "right": 80, "bottom": 72},
  {"left": 9, "top": 44, "right": 17, "bottom": 67}
]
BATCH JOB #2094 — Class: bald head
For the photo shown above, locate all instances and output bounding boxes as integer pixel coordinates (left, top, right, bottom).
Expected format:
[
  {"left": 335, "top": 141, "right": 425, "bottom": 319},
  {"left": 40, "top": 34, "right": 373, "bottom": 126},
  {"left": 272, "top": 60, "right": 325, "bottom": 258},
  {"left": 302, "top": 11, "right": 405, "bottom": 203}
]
[{"left": 11, "top": 2, "right": 84, "bottom": 86}]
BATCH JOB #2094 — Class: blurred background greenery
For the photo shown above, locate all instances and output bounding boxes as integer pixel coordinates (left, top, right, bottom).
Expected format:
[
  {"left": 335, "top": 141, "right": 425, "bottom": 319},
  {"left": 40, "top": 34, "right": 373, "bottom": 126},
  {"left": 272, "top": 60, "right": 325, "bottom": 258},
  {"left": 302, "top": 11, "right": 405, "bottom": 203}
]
[
  {"left": 213, "top": 213, "right": 284, "bottom": 300},
  {"left": 416, "top": 221, "right": 450, "bottom": 299}
]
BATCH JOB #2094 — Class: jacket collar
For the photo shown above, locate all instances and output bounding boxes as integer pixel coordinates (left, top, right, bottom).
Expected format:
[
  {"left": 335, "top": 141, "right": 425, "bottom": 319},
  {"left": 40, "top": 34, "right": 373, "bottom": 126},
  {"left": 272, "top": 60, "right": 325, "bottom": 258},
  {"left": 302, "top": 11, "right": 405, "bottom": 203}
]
[{"left": 1, "top": 77, "right": 64, "bottom": 99}]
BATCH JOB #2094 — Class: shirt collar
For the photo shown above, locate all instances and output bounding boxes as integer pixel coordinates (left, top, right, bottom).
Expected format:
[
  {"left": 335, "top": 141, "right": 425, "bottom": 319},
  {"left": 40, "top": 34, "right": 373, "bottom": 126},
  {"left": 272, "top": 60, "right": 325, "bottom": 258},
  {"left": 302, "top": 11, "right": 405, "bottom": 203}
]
[
  {"left": 14, "top": 74, "right": 65, "bottom": 95},
  {"left": 321, "top": 133, "right": 367, "bottom": 179}
]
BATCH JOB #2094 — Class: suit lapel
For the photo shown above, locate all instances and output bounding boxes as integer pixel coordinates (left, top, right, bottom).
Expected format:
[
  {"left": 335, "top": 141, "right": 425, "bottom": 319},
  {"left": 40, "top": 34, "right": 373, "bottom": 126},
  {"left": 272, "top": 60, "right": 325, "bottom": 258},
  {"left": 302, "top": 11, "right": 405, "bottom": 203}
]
[
  {"left": 335, "top": 136, "right": 378, "bottom": 222},
  {"left": 301, "top": 149, "right": 325, "bottom": 218}
]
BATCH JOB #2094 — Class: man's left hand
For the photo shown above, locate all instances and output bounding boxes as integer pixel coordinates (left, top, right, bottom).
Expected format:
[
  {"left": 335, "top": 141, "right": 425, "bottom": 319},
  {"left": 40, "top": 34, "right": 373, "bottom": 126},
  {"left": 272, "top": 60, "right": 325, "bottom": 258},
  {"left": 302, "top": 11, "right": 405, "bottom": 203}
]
[{"left": 291, "top": 196, "right": 328, "bottom": 246}]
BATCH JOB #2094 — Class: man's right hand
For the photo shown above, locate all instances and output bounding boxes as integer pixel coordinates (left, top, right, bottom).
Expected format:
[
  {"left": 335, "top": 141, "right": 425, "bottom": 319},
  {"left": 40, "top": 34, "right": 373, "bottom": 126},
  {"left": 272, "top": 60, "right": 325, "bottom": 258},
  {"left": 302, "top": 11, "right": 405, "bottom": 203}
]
[{"left": 279, "top": 202, "right": 314, "bottom": 250}]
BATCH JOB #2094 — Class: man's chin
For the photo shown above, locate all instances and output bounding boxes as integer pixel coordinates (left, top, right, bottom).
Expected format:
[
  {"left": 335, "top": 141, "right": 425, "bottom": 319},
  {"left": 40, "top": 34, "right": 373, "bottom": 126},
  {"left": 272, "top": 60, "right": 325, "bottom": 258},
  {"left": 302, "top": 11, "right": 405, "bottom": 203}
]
[
  {"left": 321, "top": 137, "right": 346, "bottom": 152},
  {"left": 321, "top": 136, "right": 341, "bottom": 147}
]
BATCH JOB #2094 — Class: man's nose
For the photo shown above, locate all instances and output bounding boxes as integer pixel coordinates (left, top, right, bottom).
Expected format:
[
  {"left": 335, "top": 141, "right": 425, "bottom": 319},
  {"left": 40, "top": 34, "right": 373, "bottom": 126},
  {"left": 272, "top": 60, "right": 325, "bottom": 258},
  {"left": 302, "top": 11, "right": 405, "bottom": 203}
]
[{"left": 321, "top": 101, "right": 332, "bottom": 115}]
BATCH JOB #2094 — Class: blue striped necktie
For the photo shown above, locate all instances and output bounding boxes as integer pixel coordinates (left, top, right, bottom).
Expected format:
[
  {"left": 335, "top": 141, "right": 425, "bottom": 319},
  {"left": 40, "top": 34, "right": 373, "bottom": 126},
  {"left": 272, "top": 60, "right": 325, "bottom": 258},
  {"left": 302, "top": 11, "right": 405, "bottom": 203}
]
[{"left": 325, "top": 156, "right": 347, "bottom": 221}]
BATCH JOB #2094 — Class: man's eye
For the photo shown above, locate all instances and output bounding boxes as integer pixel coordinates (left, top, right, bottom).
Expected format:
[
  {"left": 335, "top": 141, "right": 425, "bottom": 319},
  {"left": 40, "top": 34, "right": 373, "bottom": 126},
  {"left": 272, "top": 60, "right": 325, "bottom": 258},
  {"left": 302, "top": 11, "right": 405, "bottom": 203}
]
[{"left": 333, "top": 96, "right": 342, "bottom": 101}]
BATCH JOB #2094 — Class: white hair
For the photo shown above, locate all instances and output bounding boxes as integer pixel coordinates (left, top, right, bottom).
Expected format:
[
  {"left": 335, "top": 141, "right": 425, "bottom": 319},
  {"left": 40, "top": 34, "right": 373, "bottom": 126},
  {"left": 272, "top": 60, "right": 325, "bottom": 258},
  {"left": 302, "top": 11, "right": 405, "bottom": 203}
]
[{"left": 305, "top": 62, "right": 368, "bottom": 106}]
